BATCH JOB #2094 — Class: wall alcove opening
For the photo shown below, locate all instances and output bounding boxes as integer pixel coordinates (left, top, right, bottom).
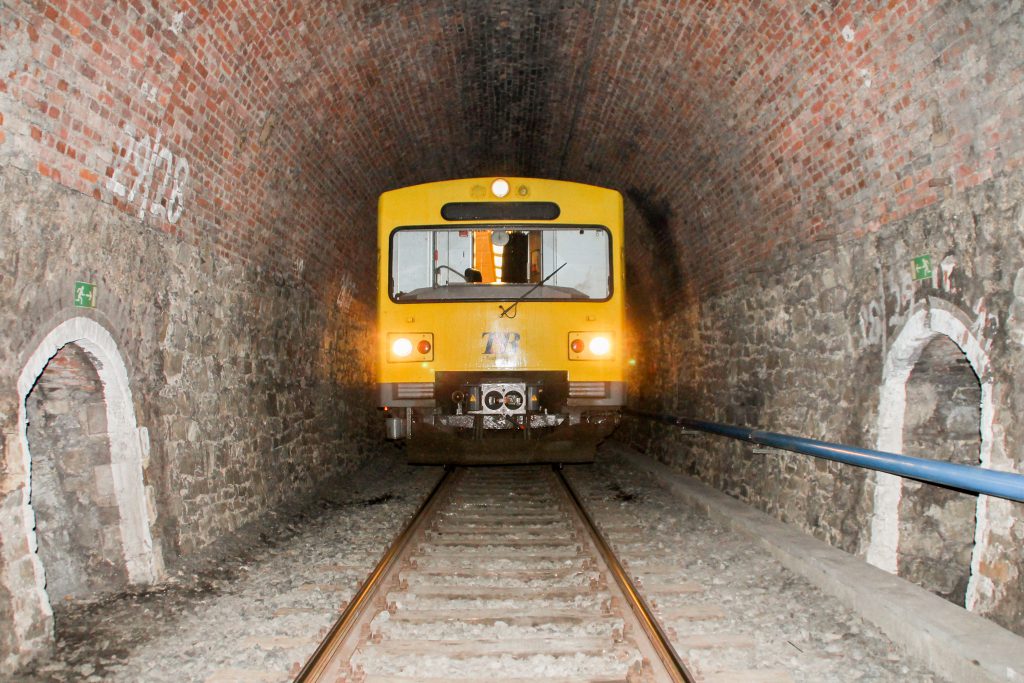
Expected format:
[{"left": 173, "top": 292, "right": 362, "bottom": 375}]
[
  {"left": 898, "top": 335, "right": 981, "bottom": 605},
  {"left": 25, "top": 343, "right": 131, "bottom": 610}
]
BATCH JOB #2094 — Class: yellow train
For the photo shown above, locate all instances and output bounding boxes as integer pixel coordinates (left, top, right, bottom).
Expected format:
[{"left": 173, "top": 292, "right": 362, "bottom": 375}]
[{"left": 377, "top": 177, "right": 625, "bottom": 464}]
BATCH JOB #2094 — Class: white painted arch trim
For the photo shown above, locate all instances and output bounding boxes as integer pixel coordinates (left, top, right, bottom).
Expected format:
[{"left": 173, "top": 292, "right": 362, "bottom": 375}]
[
  {"left": 13, "top": 316, "right": 163, "bottom": 636},
  {"left": 867, "top": 298, "right": 994, "bottom": 610}
]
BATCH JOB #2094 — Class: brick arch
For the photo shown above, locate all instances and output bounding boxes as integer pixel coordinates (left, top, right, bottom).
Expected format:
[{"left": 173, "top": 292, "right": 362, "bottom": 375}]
[
  {"left": 2, "top": 317, "right": 162, "bottom": 670},
  {"left": 866, "top": 298, "right": 996, "bottom": 610}
]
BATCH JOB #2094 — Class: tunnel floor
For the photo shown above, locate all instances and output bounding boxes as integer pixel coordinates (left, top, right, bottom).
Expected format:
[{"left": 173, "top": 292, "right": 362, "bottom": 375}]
[{"left": 14, "top": 446, "right": 943, "bottom": 682}]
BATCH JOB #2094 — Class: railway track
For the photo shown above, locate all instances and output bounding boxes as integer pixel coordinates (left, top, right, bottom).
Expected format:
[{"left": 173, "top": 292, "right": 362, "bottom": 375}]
[{"left": 296, "top": 465, "right": 692, "bottom": 682}]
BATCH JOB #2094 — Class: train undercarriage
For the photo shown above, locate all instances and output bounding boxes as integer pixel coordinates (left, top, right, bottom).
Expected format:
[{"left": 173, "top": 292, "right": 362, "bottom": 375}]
[{"left": 380, "top": 371, "right": 623, "bottom": 465}]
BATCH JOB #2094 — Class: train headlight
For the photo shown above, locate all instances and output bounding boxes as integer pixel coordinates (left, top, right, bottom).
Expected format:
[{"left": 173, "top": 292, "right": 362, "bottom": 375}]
[
  {"left": 388, "top": 333, "right": 434, "bottom": 362},
  {"left": 590, "top": 336, "right": 611, "bottom": 356},
  {"left": 391, "top": 337, "right": 413, "bottom": 358},
  {"left": 491, "top": 178, "right": 510, "bottom": 198},
  {"left": 568, "top": 332, "right": 614, "bottom": 360}
]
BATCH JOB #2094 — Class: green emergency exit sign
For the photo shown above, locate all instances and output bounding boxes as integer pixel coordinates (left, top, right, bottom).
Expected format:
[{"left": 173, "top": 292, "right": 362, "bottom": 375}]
[
  {"left": 74, "top": 281, "right": 97, "bottom": 308},
  {"left": 911, "top": 255, "right": 933, "bottom": 281}
]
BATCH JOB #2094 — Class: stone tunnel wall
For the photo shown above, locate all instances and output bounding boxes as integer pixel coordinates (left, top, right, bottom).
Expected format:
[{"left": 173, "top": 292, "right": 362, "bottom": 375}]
[
  {"left": 0, "top": 163, "right": 379, "bottom": 668},
  {"left": 0, "top": 3, "right": 380, "bottom": 669},
  {"left": 620, "top": 2, "right": 1024, "bottom": 635},
  {"left": 0, "top": 4, "right": 384, "bottom": 549},
  {"left": 624, "top": 172, "right": 1024, "bottom": 635}
]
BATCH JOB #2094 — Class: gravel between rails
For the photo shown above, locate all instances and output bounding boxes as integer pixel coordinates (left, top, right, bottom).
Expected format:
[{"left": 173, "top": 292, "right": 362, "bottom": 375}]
[{"left": 345, "top": 465, "right": 654, "bottom": 681}]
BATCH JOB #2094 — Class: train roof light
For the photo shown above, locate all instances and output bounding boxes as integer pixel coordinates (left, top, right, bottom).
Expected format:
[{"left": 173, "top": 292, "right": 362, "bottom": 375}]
[{"left": 491, "top": 178, "right": 510, "bottom": 198}]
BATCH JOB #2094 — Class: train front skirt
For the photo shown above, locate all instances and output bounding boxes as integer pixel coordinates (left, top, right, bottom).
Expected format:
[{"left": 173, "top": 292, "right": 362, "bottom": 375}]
[{"left": 403, "top": 418, "right": 617, "bottom": 465}]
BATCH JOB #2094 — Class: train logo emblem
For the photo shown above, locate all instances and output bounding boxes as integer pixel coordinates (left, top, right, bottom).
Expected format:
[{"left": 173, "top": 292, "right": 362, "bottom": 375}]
[{"left": 481, "top": 332, "right": 521, "bottom": 355}]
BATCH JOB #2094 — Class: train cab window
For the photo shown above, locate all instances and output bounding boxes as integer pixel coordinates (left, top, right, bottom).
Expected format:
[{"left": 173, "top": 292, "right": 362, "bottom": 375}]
[{"left": 390, "top": 225, "right": 611, "bottom": 302}]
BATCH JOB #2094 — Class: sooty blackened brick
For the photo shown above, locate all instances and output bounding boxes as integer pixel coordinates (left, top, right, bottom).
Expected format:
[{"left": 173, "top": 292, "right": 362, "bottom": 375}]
[
  {"left": 626, "top": 187, "right": 683, "bottom": 315},
  {"left": 454, "top": 0, "right": 568, "bottom": 176}
]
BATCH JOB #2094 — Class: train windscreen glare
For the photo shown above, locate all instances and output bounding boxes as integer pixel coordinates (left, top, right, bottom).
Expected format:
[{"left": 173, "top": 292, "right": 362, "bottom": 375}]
[{"left": 390, "top": 226, "right": 611, "bottom": 302}]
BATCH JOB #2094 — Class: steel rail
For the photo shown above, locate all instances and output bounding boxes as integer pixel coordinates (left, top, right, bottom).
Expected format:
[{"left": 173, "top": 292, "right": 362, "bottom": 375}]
[
  {"left": 625, "top": 408, "right": 1024, "bottom": 503},
  {"left": 294, "top": 467, "right": 455, "bottom": 682},
  {"left": 554, "top": 466, "right": 695, "bottom": 683}
]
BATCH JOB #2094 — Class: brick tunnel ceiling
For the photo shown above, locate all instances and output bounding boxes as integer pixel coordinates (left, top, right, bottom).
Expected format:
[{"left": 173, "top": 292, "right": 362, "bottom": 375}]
[
  {"left": 244, "top": 1, "right": 997, "bottom": 302},
  {"left": 12, "top": 1, "right": 1005, "bottom": 308},
  {"left": 316, "top": 0, "right": 744, "bottom": 300}
]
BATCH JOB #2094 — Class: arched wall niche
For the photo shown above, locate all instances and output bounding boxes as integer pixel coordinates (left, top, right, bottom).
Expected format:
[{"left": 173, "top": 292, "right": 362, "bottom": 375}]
[
  {"left": 1, "top": 316, "right": 162, "bottom": 669},
  {"left": 867, "top": 297, "right": 1001, "bottom": 611}
]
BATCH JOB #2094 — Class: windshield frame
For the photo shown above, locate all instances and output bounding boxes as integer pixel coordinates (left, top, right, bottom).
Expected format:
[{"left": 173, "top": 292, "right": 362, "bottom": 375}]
[{"left": 387, "top": 223, "right": 614, "bottom": 304}]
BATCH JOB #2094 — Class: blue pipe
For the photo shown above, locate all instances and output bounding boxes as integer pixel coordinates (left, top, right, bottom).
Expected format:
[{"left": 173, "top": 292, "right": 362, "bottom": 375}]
[{"left": 625, "top": 409, "right": 1024, "bottom": 503}]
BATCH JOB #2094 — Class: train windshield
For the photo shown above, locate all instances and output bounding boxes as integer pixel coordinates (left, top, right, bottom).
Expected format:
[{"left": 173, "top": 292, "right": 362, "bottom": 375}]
[{"left": 390, "top": 225, "right": 611, "bottom": 302}]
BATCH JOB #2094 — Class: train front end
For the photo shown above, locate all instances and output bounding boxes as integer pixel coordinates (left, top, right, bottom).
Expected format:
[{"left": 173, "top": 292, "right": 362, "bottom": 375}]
[{"left": 377, "top": 177, "right": 625, "bottom": 465}]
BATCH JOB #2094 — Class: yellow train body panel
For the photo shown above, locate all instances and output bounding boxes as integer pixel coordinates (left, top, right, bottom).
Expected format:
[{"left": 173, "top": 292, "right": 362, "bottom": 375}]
[
  {"left": 377, "top": 177, "right": 625, "bottom": 464},
  {"left": 377, "top": 301, "right": 624, "bottom": 383}
]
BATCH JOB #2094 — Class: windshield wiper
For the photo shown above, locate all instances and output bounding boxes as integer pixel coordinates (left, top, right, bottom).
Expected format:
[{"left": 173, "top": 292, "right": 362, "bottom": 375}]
[
  {"left": 435, "top": 265, "right": 467, "bottom": 283},
  {"left": 498, "top": 262, "right": 567, "bottom": 319}
]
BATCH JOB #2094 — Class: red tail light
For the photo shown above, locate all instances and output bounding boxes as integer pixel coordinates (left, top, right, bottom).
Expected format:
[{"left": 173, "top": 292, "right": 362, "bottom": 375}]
[
  {"left": 417, "top": 339, "right": 432, "bottom": 355},
  {"left": 570, "top": 339, "right": 585, "bottom": 353}
]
